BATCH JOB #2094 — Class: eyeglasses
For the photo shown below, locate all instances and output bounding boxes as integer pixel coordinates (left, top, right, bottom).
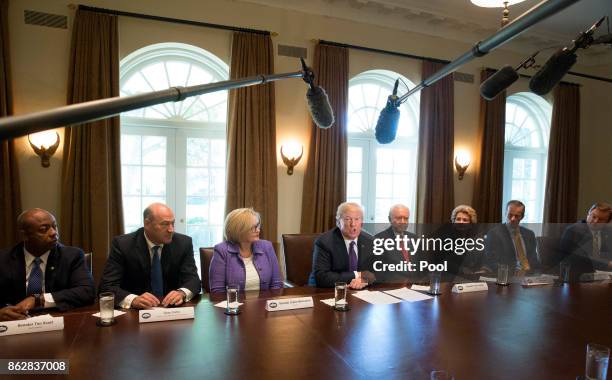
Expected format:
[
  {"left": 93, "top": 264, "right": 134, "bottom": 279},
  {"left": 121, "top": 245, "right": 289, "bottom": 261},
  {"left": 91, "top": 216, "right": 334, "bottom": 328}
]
[{"left": 250, "top": 222, "right": 261, "bottom": 232}]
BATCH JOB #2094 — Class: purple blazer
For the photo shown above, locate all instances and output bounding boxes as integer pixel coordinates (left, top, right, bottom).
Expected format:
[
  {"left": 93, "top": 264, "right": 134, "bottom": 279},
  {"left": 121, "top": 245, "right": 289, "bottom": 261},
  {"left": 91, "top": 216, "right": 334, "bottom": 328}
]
[{"left": 209, "top": 239, "right": 283, "bottom": 293}]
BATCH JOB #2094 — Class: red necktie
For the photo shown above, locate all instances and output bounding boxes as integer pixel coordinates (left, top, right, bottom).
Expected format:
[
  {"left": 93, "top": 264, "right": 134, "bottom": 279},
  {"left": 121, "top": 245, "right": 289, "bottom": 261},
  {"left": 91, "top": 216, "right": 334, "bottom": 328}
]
[{"left": 401, "top": 237, "right": 410, "bottom": 263}]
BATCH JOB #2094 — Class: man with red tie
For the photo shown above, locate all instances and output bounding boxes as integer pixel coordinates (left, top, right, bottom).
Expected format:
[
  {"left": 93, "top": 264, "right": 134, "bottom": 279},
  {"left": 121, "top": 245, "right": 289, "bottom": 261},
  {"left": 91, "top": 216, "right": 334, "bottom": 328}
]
[{"left": 309, "top": 202, "right": 376, "bottom": 289}]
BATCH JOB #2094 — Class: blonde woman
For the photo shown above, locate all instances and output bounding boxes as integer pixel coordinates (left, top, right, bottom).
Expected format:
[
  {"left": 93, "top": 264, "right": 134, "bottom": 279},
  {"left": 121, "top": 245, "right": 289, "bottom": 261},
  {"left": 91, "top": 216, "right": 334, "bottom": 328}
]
[{"left": 209, "top": 208, "right": 283, "bottom": 293}]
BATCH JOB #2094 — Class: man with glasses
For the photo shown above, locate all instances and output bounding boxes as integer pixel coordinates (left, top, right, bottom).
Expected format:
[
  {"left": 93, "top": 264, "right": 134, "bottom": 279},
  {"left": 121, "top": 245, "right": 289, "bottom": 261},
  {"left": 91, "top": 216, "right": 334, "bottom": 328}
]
[
  {"left": 308, "top": 202, "right": 376, "bottom": 288},
  {"left": 99, "top": 203, "right": 200, "bottom": 309}
]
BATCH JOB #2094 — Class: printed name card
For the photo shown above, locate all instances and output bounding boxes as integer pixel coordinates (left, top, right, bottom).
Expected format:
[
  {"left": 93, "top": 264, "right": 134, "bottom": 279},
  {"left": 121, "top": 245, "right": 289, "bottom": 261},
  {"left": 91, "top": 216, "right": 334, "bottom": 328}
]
[
  {"left": 138, "top": 307, "right": 195, "bottom": 323},
  {"left": 521, "top": 276, "right": 555, "bottom": 286},
  {"left": 452, "top": 282, "right": 488, "bottom": 293},
  {"left": 265, "top": 297, "right": 314, "bottom": 312},
  {"left": 0, "top": 315, "right": 64, "bottom": 337}
]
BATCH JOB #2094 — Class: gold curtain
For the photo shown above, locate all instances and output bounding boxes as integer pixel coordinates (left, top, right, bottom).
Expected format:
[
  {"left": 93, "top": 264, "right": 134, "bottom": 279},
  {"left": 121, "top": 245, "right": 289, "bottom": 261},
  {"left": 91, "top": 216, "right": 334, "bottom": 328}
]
[
  {"left": 416, "top": 60, "right": 455, "bottom": 223},
  {"left": 472, "top": 69, "right": 506, "bottom": 223},
  {"left": 0, "top": 0, "right": 21, "bottom": 247},
  {"left": 61, "top": 9, "right": 124, "bottom": 284},
  {"left": 543, "top": 83, "right": 580, "bottom": 223},
  {"left": 225, "top": 32, "right": 278, "bottom": 244},
  {"left": 300, "top": 44, "right": 348, "bottom": 233}
]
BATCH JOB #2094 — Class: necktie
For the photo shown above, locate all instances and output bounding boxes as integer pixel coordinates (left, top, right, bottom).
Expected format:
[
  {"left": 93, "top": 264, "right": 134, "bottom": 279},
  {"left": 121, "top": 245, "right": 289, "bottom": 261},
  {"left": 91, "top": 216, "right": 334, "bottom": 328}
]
[
  {"left": 151, "top": 246, "right": 164, "bottom": 298},
  {"left": 592, "top": 231, "right": 601, "bottom": 258},
  {"left": 513, "top": 229, "right": 530, "bottom": 271},
  {"left": 349, "top": 241, "right": 358, "bottom": 272},
  {"left": 400, "top": 234, "right": 410, "bottom": 264},
  {"left": 27, "top": 257, "right": 43, "bottom": 295}
]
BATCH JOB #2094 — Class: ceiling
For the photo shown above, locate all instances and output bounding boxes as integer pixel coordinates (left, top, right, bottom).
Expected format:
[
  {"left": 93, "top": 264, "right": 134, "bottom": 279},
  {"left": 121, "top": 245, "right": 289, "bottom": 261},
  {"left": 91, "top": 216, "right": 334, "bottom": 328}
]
[{"left": 239, "top": 0, "right": 612, "bottom": 67}]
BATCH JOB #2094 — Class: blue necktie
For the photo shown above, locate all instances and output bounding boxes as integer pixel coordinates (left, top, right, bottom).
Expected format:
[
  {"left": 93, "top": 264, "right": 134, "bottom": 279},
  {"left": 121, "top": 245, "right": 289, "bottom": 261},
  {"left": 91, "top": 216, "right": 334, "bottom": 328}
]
[
  {"left": 27, "top": 257, "right": 43, "bottom": 295},
  {"left": 151, "top": 246, "right": 163, "bottom": 298},
  {"left": 349, "top": 241, "right": 358, "bottom": 272}
]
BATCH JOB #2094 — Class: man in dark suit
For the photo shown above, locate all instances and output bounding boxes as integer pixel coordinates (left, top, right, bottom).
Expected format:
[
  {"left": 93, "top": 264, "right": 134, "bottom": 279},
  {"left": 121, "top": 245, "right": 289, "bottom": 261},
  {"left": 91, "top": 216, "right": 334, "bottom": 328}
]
[
  {"left": 560, "top": 202, "right": 612, "bottom": 275},
  {"left": 0, "top": 208, "right": 95, "bottom": 321},
  {"left": 309, "top": 202, "right": 376, "bottom": 288},
  {"left": 99, "top": 203, "right": 200, "bottom": 309},
  {"left": 373, "top": 204, "right": 424, "bottom": 283},
  {"left": 484, "top": 200, "right": 540, "bottom": 273}
]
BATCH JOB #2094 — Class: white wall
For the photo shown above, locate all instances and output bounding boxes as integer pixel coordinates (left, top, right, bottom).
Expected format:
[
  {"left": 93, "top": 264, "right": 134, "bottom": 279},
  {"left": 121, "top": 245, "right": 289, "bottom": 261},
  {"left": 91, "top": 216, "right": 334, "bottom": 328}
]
[{"left": 8, "top": 0, "right": 612, "bottom": 243}]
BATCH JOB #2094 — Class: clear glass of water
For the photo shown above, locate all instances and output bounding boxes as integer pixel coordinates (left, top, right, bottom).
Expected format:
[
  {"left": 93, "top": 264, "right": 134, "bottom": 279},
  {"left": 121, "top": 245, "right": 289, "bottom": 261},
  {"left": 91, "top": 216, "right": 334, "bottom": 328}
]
[
  {"left": 334, "top": 282, "right": 348, "bottom": 311},
  {"left": 429, "top": 272, "right": 441, "bottom": 295},
  {"left": 99, "top": 292, "right": 114, "bottom": 326},
  {"left": 560, "top": 262, "right": 571, "bottom": 283},
  {"left": 226, "top": 285, "right": 240, "bottom": 315},
  {"left": 497, "top": 263, "right": 510, "bottom": 285},
  {"left": 585, "top": 343, "right": 610, "bottom": 380}
]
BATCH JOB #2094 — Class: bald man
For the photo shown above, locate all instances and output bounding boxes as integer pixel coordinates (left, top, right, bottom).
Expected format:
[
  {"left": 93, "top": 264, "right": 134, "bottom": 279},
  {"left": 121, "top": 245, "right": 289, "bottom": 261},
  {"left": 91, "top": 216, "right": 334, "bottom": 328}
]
[
  {"left": 0, "top": 208, "right": 95, "bottom": 321},
  {"left": 99, "top": 203, "right": 200, "bottom": 309}
]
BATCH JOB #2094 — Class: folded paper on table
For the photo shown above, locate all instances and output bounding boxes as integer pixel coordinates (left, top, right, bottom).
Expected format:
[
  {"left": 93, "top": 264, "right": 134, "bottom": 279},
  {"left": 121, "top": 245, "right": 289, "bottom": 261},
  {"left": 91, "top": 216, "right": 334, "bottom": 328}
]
[{"left": 383, "top": 287, "right": 433, "bottom": 302}]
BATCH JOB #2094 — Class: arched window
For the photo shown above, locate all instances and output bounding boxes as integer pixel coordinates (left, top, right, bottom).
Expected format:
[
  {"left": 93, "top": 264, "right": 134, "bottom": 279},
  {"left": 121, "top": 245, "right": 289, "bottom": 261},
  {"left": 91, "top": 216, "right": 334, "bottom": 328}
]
[
  {"left": 120, "top": 43, "right": 229, "bottom": 250},
  {"left": 347, "top": 70, "right": 419, "bottom": 222},
  {"left": 503, "top": 92, "right": 551, "bottom": 223}
]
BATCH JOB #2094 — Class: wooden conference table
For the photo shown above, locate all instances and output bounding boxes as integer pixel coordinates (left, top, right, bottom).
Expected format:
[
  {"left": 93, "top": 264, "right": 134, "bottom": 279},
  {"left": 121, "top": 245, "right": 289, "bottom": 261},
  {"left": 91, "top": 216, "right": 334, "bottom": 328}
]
[{"left": 1, "top": 281, "right": 611, "bottom": 379}]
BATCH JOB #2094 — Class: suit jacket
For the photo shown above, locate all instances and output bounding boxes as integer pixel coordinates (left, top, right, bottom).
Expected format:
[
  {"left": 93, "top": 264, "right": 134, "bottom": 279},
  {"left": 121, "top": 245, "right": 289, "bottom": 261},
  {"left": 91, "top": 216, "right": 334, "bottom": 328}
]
[
  {"left": 209, "top": 239, "right": 283, "bottom": 293},
  {"left": 484, "top": 224, "right": 540, "bottom": 272},
  {"left": 0, "top": 242, "right": 95, "bottom": 311},
  {"left": 373, "top": 227, "right": 426, "bottom": 282},
  {"left": 560, "top": 222, "right": 612, "bottom": 274},
  {"left": 308, "top": 227, "right": 375, "bottom": 288},
  {"left": 99, "top": 228, "right": 201, "bottom": 305}
]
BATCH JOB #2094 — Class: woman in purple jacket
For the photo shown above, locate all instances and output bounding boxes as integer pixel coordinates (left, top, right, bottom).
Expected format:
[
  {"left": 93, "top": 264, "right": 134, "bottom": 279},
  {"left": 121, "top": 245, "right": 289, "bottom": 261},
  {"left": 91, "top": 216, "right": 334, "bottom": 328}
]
[{"left": 209, "top": 208, "right": 283, "bottom": 293}]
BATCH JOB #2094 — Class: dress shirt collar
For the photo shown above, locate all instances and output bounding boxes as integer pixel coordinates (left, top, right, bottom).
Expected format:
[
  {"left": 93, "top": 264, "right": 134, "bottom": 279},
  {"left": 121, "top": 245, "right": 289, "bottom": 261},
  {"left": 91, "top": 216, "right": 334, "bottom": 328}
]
[
  {"left": 23, "top": 247, "right": 50, "bottom": 269},
  {"left": 144, "top": 232, "right": 164, "bottom": 256}
]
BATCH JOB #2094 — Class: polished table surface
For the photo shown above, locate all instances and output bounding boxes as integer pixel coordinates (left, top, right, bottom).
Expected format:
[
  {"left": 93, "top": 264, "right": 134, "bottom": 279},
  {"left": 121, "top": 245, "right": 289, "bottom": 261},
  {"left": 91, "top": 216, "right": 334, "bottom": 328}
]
[{"left": 1, "top": 281, "right": 611, "bottom": 379}]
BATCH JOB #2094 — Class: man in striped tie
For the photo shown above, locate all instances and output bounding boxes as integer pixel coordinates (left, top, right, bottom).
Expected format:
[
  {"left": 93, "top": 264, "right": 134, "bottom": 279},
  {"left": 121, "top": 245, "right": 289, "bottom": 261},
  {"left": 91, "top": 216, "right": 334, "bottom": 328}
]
[
  {"left": 0, "top": 208, "right": 95, "bottom": 321},
  {"left": 309, "top": 202, "right": 376, "bottom": 288},
  {"left": 99, "top": 203, "right": 200, "bottom": 309}
]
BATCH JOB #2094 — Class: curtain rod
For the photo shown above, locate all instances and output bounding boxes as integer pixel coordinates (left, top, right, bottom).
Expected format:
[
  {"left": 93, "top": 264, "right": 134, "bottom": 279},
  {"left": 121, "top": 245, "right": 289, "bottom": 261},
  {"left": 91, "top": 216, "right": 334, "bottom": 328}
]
[
  {"left": 76, "top": 4, "right": 274, "bottom": 36},
  {"left": 317, "top": 39, "right": 450, "bottom": 65}
]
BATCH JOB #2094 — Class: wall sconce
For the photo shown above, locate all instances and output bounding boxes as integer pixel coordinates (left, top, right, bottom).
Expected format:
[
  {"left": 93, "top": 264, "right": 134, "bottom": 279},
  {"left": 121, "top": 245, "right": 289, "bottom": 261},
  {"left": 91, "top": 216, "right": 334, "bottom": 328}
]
[
  {"left": 280, "top": 143, "right": 303, "bottom": 175},
  {"left": 28, "top": 131, "right": 60, "bottom": 168},
  {"left": 454, "top": 150, "right": 471, "bottom": 180}
]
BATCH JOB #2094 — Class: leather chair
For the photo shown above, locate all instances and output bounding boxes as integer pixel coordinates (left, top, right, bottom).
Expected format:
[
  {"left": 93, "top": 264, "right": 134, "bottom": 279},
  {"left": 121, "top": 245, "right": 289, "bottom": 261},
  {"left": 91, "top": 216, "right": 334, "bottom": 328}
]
[
  {"left": 199, "top": 247, "right": 214, "bottom": 293},
  {"left": 281, "top": 233, "right": 321, "bottom": 286},
  {"left": 536, "top": 235, "right": 563, "bottom": 271}
]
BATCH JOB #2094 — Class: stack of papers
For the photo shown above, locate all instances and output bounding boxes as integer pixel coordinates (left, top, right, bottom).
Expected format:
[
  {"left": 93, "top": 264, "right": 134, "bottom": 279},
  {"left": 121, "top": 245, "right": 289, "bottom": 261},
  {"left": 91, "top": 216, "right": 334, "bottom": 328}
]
[
  {"left": 92, "top": 310, "right": 126, "bottom": 318},
  {"left": 213, "top": 301, "right": 244, "bottom": 308},
  {"left": 410, "top": 284, "right": 431, "bottom": 291},
  {"left": 383, "top": 288, "right": 433, "bottom": 302},
  {"left": 351, "top": 290, "right": 402, "bottom": 304}
]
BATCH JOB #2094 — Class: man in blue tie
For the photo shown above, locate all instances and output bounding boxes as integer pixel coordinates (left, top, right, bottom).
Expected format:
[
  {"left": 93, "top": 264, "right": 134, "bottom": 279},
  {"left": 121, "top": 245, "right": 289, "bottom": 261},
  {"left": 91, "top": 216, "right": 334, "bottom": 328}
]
[
  {"left": 0, "top": 208, "right": 95, "bottom": 321},
  {"left": 308, "top": 202, "right": 375, "bottom": 288},
  {"left": 99, "top": 203, "right": 200, "bottom": 309}
]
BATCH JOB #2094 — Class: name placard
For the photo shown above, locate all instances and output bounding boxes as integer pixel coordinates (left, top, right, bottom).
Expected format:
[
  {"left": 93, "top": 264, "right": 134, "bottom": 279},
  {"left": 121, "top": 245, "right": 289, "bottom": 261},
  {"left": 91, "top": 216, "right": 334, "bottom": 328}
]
[
  {"left": 265, "top": 297, "right": 314, "bottom": 312},
  {"left": 579, "top": 272, "right": 610, "bottom": 282},
  {"left": 138, "top": 307, "right": 195, "bottom": 323},
  {"left": 452, "top": 282, "right": 488, "bottom": 293},
  {"left": 0, "top": 315, "right": 64, "bottom": 337},
  {"left": 521, "top": 276, "right": 555, "bottom": 286}
]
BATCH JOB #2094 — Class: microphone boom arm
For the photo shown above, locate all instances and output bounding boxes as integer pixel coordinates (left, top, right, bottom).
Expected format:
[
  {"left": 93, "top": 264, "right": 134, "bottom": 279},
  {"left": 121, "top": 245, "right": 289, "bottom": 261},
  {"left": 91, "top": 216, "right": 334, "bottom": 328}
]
[
  {"left": 396, "top": 0, "right": 580, "bottom": 105},
  {"left": 0, "top": 69, "right": 307, "bottom": 140}
]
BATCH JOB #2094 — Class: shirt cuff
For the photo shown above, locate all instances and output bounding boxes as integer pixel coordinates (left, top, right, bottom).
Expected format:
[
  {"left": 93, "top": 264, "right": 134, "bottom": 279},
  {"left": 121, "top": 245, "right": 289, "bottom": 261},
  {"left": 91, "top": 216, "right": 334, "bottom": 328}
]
[
  {"left": 120, "top": 294, "right": 138, "bottom": 309},
  {"left": 179, "top": 288, "right": 193, "bottom": 302},
  {"left": 354, "top": 271, "right": 360, "bottom": 279},
  {"left": 43, "top": 293, "right": 56, "bottom": 309}
]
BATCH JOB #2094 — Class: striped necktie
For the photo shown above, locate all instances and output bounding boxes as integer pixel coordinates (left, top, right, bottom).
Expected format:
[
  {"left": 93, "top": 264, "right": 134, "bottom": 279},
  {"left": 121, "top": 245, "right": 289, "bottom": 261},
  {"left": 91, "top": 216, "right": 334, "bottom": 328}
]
[
  {"left": 513, "top": 228, "right": 530, "bottom": 271},
  {"left": 27, "top": 257, "right": 43, "bottom": 295}
]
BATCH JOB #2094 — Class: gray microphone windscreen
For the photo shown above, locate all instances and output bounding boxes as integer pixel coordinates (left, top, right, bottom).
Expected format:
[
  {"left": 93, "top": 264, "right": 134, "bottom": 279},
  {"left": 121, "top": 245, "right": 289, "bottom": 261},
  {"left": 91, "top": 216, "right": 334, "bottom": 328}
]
[
  {"left": 306, "top": 86, "right": 335, "bottom": 129},
  {"left": 529, "top": 49, "right": 577, "bottom": 95},
  {"left": 479, "top": 65, "right": 519, "bottom": 101},
  {"left": 375, "top": 103, "right": 400, "bottom": 144}
]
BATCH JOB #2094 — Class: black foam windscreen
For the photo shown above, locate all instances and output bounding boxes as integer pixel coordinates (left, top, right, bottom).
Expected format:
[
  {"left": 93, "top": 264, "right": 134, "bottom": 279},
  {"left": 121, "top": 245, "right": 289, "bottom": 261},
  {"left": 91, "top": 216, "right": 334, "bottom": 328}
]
[
  {"left": 479, "top": 65, "right": 519, "bottom": 101},
  {"left": 306, "top": 86, "right": 335, "bottom": 129},
  {"left": 375, "top": 102, "right": 400, "bottom": 144},
  {"left": 529, "top": 49, "right": 577, "bottom": 95}
]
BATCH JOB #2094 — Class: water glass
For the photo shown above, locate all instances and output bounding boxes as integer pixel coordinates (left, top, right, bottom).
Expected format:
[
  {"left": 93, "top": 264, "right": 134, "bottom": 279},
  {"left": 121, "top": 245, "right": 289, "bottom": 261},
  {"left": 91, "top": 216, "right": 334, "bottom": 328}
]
[
  {"left": 497, "top": 263, "right": 510, "bottom": 285},
  {"left": 226, "top": 285, "right": 240, "bottom": 315},
  {"left": 334, "top": 282, "right": 348, "bottom": 311},
  {"left": 560, "top": 262, "right": 571, "bottom": 283},
  {"left": 429, "top": 272, "right": 441, "bottom": 295},
  {"left": 99, "top": 292, "right": 115, "bottom": 326},
  {"left": 585, "top": 343, "right": 610, "bottom": 380}
]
